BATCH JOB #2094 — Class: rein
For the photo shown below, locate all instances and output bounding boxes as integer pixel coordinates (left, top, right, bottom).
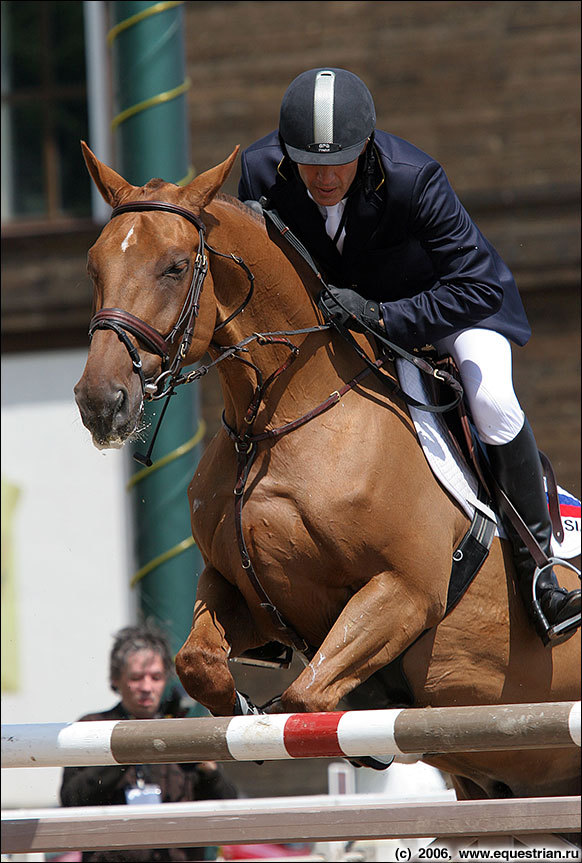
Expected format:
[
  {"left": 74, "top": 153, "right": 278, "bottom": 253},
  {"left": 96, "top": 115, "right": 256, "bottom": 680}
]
[{"left": 262, "top": 206, "right": 464, "bottom": 414}]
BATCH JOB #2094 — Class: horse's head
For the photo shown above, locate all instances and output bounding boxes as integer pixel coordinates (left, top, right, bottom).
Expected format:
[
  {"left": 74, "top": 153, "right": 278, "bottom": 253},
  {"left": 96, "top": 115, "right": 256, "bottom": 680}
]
[{"left": 74, "top": 142, "right": 238, "bottom": 449}]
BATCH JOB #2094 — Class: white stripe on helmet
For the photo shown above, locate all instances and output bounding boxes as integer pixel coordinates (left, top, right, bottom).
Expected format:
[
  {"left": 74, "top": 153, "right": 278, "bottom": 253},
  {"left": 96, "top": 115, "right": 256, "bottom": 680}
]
[{"left": 313, "top": 70, "right": 335, "bottom": 144}]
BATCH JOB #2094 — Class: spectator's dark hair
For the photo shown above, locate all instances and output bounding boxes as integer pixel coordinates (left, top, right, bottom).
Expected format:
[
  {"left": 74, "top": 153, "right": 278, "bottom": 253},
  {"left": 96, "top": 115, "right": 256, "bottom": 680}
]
[{"left": 109, "top": 621, "right": 173, "bottom": 691}]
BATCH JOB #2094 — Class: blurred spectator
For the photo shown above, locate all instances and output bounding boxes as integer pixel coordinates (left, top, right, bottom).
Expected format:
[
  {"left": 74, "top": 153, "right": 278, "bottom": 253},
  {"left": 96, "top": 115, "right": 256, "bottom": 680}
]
[{"left": 60, "top": 623, "right": 237, "bottom": 862}]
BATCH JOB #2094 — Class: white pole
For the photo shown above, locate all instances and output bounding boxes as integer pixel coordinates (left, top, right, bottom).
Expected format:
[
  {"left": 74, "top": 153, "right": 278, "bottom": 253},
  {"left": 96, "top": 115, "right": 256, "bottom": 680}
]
[
  {"left": 2, "top": 795, "right": 581, "bottom": 855},
  {"left": 83, "top": 0, "right": 112, "bottom": 224},
  {"left": 1, "top": 3, "right": 14, "bottom": 221}
]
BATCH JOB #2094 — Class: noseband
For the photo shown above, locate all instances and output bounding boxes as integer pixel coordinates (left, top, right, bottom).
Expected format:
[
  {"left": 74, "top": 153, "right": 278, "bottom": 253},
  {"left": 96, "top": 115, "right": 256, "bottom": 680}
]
[{"left": 88, "top": 201, "right": 212, "bottom": 399}]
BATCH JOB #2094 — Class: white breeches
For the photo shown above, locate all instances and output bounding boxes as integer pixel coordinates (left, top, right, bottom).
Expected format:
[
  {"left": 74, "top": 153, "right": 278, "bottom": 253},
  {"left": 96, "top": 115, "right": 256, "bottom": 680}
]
[{"left": 435, "top": 328, "right": 525, "bottom": 446}]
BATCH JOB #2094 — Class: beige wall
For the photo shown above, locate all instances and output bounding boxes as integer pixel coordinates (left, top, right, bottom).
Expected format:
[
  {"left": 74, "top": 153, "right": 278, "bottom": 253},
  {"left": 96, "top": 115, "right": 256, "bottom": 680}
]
[{"left": 3, "top": 2, "right": 580, "bottom": 341}]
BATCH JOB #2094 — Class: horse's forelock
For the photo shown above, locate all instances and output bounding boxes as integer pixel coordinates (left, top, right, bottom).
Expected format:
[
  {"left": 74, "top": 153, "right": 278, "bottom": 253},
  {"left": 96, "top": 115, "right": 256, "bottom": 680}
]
[{"left": 142, "top": 178, "right": 171, "bottom": 194}]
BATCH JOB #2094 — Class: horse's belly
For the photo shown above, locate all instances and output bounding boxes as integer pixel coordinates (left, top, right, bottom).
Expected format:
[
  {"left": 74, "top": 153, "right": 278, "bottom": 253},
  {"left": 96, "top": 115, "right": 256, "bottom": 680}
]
[
  {"left": 425, "top": 749, "right": 581, "bottom": 798},
  {"left": 402, "top": 541, "right": 581, "bottom": 707}
]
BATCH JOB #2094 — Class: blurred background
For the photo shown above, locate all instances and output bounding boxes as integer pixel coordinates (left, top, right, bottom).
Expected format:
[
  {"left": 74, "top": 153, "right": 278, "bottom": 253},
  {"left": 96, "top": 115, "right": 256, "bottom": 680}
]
[{"left": 1, "top": 0, "right": 580, "bottom": 810}]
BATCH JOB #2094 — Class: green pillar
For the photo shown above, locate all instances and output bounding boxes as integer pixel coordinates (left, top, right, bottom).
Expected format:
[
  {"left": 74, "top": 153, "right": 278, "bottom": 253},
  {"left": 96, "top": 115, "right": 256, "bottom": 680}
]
[{"left": 108, "top": 2, "right": 204, "bottom": 676}]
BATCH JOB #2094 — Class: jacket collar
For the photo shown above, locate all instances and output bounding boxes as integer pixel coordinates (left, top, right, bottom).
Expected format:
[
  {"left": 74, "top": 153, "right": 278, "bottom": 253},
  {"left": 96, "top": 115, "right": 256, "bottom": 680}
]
[{"left": 266, "top": 146, "right": 386, "bottom": 278}]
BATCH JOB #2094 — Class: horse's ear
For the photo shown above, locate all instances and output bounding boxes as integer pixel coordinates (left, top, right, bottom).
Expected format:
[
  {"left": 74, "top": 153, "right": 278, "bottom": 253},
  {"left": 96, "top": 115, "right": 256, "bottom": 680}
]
[
  {"left": 180, "top": 146, "right": 240, "bottom": 210},
  {"left": 81, "top": 141, "right": 138, "bottom": 207}
]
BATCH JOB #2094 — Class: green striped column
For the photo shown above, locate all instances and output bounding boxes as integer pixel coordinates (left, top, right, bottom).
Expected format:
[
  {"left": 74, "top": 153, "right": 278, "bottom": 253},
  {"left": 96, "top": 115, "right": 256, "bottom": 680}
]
[{"left": 109, "top": 2, "right": 204, "bottom": 674}]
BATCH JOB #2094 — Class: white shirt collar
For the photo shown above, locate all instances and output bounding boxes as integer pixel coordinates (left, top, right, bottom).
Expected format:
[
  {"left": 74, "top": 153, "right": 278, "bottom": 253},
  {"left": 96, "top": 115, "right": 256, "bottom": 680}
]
[{"left": 308, "top": 193, "right": 347, "bottom": 253}]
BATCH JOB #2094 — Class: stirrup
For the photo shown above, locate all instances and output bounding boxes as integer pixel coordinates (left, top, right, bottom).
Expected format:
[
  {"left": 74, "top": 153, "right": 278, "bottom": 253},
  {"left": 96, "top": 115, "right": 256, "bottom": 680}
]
[{"left": 532, "top": 558, "right": 581, "bottom": 646}]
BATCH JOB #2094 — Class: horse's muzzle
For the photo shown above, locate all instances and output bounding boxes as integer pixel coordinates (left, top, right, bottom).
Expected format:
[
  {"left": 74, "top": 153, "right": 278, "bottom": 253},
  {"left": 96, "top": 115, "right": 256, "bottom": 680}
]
[{"left": 74, "top": 377, "right": 142, "bottom": 449}]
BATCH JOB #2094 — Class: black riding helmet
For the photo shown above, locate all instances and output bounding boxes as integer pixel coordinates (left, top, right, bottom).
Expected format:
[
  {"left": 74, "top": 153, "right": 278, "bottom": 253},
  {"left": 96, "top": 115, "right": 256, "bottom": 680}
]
[{"left": 279, "top": 68, "right": 376, "bottom": 165}]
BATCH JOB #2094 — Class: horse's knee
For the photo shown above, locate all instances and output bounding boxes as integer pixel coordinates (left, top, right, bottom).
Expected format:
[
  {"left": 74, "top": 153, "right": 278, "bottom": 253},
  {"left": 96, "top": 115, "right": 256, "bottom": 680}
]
[
  {"left": 175, "top": 641, "right": 208, "bottom": 693},
  {"left": 175, "top": 640, "right": 235, "bottom": 713}
]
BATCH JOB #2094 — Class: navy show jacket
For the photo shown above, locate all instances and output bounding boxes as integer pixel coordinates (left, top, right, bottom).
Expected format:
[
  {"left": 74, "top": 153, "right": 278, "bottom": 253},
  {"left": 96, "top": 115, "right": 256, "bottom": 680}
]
[{"left": 238, "top": 129, "right": 531, "bottom": 350}]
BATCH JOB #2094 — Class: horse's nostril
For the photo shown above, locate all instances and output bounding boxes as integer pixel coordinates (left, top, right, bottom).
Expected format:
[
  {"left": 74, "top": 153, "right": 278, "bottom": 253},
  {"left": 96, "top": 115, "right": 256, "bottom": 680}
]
[{"left": 113, "top": 388, "right": 128, "bottom": 424}]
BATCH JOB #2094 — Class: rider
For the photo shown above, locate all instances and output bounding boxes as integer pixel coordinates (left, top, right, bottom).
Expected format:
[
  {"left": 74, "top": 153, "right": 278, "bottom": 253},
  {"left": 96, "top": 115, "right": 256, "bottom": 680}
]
[{"left": 238, "top": 67, "right": 581, "bottom": 646}]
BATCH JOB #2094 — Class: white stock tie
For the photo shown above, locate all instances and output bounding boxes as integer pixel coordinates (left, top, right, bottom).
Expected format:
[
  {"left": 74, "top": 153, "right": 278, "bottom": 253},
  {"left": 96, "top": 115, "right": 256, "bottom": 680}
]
[{"left": 324, "top": 201, "right": 346, "bottom": 253}]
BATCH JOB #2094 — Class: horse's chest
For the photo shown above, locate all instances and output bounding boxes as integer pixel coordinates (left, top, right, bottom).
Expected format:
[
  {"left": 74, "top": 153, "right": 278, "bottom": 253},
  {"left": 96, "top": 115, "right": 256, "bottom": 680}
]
[
  {"left": 188, "top": 438, "right": 386, "bottom": 589},
  {"left": 189, "top": 485, "right": 235, "bottom": 560}
]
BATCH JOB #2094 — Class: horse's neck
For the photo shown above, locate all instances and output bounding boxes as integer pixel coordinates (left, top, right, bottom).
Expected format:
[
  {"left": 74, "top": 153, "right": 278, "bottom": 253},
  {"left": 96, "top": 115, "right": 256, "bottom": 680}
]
[{"left": 207, "top": 199, "right": 347, "bottom": 431}]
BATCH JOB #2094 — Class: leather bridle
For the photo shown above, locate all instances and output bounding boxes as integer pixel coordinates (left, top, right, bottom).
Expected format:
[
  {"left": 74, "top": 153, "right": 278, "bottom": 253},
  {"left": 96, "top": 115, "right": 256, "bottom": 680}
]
[{"left": 88, "top": 200, "right": 253, "bottom": 401}]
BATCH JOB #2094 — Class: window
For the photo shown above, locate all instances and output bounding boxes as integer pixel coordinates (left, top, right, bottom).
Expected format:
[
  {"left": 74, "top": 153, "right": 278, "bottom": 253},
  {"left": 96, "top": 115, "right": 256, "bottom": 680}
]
[{"left": 1, "top": 1, "right": 91, "bottom": 224}]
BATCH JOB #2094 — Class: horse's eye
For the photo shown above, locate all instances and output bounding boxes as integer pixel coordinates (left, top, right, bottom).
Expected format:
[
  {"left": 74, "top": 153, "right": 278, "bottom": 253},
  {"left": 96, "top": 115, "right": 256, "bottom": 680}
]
[{"left": 164, "top": 261, "right": 189, "bottom": 278}]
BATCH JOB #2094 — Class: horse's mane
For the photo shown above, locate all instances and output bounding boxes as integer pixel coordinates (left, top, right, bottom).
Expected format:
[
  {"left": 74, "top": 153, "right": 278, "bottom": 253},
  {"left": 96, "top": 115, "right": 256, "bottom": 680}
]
[
  {"left": 214, "top": 192, "right": 265, "bottom": 225},
  {"left": 213, "top": 191, "right": 323, "bottom": 299}
]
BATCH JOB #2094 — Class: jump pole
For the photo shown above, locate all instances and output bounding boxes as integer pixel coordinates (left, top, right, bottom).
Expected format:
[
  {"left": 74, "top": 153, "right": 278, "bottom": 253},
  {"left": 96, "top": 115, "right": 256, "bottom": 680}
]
[
  {"left": 3, "top": 701, "right": 580, "bottom": 769},
  {"left": 2, "top": 795, "right": 580, "bottom": 855}
]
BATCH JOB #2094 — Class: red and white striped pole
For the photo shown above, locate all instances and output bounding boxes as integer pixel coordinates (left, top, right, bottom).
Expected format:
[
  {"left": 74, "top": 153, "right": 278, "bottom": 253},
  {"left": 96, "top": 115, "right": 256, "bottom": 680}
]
[{"left": 2, "top": 701, "right": 580, "bottom": 769}]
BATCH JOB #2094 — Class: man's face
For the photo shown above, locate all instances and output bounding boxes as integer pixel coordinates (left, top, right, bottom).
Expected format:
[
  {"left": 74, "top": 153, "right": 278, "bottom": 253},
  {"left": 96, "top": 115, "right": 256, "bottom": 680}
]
[
  {"left": 113, "top": 649, "right": 167, "bottom": 719},
  {"left": 297, "top": 157, "right": 360, "bottom": 207}
]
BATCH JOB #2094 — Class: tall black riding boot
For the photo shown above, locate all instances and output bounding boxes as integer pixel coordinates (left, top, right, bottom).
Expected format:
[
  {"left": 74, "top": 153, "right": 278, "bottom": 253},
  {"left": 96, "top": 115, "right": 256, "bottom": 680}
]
[{"left": 486, "top": 419, "right": 581, "bottom": 645}]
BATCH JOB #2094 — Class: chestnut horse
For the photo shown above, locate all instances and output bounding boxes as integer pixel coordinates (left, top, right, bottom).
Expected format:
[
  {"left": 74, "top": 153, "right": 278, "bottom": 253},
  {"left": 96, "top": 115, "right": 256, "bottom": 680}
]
[{"left": 75, "top": 143, "right": 580, "bottom": 800}]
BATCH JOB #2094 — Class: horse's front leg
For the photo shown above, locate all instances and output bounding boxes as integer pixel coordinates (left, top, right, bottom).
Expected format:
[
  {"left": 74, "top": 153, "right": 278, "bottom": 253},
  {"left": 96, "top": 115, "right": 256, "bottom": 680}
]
[
  {"left": 279, "top": 570, "right": 446, "bottom": 713},
  {"left": 175, "top": 565, "right": 263, "bottom": 715}
]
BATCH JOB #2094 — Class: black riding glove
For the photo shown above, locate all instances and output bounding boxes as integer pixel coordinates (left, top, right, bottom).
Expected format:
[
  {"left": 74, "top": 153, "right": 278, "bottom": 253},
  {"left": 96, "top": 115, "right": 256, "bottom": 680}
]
[{"left": 318, "top": 286, "right": 383, "bottom": 334}]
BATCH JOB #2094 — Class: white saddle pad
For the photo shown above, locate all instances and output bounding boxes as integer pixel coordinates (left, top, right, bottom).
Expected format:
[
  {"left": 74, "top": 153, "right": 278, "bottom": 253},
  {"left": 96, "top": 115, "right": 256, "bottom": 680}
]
[
  {"left": 549, "top": 485, "right": 582, "bottom": 560},
  {"left": 395, "top": 359, "right": 581, "bottom": 560}
]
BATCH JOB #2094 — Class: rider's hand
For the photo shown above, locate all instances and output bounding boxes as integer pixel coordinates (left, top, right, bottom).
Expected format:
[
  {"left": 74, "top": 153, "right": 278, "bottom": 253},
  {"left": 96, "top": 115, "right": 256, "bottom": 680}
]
[{"left": 318, "top": 286, "right": 383, "bottom": 334}]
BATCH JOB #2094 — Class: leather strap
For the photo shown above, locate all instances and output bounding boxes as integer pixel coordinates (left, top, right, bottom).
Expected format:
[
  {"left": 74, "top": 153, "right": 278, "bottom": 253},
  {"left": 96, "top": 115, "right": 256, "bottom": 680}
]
[
  {"left": 233, "top": 441, "right": 311, "bottom": 655},
  {"left": 263, "top": 206, "right": 464, "bottom": 415},
  {"left": 221, "top": 357, "right": 388, "bottom": 446},
  {"left": 446, "top": 499, "right": 496, "bottom": 613},
  {"left": 90, "top": 307, "right": 170, "bottom": 359},
  {"left": 111, "top": 200, "right": 206, "bottom": 232},
  {"left": 539, "top": 451, "right": 564, "bottom": 543}
]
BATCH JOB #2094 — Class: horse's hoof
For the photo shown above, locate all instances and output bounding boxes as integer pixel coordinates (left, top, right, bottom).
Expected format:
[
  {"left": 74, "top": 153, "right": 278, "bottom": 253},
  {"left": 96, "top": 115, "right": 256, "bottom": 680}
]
[
  {"left": 348, "top": 755, "right": 395, "bottom": 771},
  {"left": 233, "top": 691, "right": 264, "bottom": 716},
  {"left": 260, "top": 695, "right": 285, "bottom": 713}
]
